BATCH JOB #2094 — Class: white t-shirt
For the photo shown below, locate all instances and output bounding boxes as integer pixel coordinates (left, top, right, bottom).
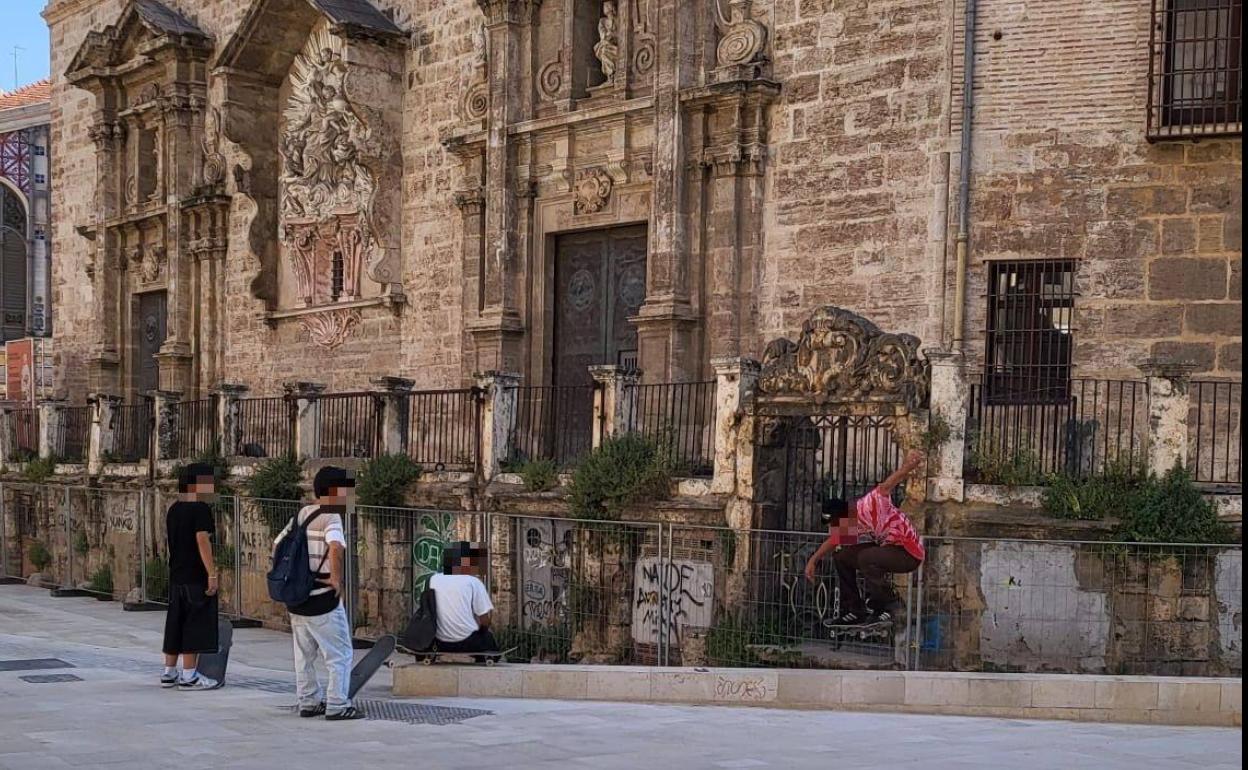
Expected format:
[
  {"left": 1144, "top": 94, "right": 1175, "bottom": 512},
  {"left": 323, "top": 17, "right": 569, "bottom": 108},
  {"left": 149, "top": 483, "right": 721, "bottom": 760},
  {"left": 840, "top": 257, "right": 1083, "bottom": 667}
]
[
  {"left": 429, "top": 573, "right": 493, "bottom": 643},
  {"left": 273, "top": 505, "right": 346, "bottom": 599}
]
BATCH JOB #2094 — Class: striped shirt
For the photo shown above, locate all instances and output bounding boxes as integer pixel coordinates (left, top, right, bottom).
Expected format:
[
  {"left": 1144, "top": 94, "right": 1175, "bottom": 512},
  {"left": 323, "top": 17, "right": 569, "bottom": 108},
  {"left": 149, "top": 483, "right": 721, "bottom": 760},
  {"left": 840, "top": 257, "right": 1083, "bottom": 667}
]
[{"left": 273, "top": 505, "right": 346, "bottom": 600}]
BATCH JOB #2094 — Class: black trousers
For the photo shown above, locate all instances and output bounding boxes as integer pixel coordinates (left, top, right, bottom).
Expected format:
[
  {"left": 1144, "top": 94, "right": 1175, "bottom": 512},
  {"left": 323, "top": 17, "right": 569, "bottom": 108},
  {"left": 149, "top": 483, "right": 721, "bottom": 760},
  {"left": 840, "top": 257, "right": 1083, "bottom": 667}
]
[
  {"left": 436, "top": 628, "right": 499, "bottom": 653},
  {"left": 833, "top": 544, "right": 921, "bottom": 614}
]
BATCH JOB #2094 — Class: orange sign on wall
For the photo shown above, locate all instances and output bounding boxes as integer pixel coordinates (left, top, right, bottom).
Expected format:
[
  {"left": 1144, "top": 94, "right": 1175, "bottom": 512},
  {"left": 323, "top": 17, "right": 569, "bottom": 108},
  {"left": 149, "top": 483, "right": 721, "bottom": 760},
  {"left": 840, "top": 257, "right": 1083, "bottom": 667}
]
[{"left": 5, "top": 338, "right": 34, "bottom": 405}]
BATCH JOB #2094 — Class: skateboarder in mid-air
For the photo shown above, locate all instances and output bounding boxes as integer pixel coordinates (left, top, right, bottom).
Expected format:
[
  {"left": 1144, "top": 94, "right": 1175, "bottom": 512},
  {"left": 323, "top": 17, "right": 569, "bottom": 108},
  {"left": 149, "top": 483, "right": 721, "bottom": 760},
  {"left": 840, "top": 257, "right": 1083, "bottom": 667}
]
[
  {"left": 160, "top": 463, "right": 223, "bottom": 690},
  {"left": 429, "top": 542, "right": 499, "bottom": 653},
  {"left": 804, "top": 449, "right": 927, "bottom": 626}
]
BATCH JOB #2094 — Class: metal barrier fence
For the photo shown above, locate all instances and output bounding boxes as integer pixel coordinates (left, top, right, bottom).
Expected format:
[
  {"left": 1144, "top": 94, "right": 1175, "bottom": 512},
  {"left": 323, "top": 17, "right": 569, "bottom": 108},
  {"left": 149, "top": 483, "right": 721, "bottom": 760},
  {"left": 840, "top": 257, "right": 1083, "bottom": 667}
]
[
  {"left": 57, "top": 406, "right": 91, "bottom": 463},
  {"left": 174, "top": 398, "right": 218, "bottom": 459},
  {"left": 1189, "top": 380, "right": 1242, "bottom": 487},
  {"left": 405, "top": 389, "right": 480, "bottom": 472},
  {"left": 3, "top": 484, "right": 1240, "bottom": 678},
  {"left": 237, "top": 396, "right": 293, "bottom": 458},
  {"left": 112, "top": 402, "right": 152, "bottom": 463},
  {"left": 629, "top": 381, "right": 715, "bottom": 477},
  {"left": 7, "top": 408, "right": 39, "bottom": 460},
  {"left": 318, "top": 392, "right": 382, "bottom": 459},
  {"left": 509, "top": 385, "right": 596, "bottom": 467},
  {"left": 966, "top": 378, "right": 1149, "bottom": 483}
]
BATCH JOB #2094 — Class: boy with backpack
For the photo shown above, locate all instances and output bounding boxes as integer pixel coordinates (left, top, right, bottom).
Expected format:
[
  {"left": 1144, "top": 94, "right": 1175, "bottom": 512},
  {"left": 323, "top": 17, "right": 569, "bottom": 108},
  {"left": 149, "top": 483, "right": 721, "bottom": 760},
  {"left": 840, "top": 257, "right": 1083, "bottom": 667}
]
[
  {"left": 160, "top": 463, "right": 223, "bottom": 690},
  {"left": 269, "top": 466, "right": 361, "bottom": 721}
]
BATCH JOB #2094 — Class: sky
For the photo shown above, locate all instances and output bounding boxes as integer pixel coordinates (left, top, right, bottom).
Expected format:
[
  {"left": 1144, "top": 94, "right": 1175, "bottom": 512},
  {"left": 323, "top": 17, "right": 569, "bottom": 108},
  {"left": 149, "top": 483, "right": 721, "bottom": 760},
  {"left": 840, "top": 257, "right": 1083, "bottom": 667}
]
[{"left": 0, "top": 0, "right": 51, "bottom": 91}]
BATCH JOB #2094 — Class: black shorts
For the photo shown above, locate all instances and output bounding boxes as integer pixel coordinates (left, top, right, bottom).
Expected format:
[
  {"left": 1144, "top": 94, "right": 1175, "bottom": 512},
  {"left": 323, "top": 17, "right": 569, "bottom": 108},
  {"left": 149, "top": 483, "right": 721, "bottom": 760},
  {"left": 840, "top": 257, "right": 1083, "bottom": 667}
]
[{"left": 162, "top": 583, "right": 219, "bottom": 655}]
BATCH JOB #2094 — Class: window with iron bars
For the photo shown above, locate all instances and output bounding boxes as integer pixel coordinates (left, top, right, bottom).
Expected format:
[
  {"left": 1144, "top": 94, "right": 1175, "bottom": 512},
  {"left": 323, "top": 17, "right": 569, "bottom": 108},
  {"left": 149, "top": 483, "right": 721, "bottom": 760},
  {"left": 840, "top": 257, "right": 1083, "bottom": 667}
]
[
  {"left": 984, "top": 260, "right": 1076, "bottom": 404},
  {"left": 1148, "top": 0, "right": 1243, "bottom": 139},
  {"left": 330, "top": 249, "right": 345, "bottom": 301}
]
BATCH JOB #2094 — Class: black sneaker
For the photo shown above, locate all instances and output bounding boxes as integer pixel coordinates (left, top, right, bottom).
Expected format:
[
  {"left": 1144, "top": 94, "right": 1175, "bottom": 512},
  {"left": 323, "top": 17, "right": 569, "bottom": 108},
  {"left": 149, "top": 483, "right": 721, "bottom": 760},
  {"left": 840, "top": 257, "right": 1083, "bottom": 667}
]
[
  {"left": 160, "top": 672, "right": 179, "bottom": 689},
  {"left": 325, "top": 706, "right": 364, "bottom": 721},
  {"left": 824, "top": 611, "right": 868, "bottom": 627},
  {"left": 299, "top": 702, "right": 327, "bottom": 718}
]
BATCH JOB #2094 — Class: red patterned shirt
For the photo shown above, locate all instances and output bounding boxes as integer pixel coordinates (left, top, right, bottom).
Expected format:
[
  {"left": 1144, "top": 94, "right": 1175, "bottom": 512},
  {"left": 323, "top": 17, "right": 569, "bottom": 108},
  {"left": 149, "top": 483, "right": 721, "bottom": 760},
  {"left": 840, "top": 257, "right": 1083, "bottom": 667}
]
[{"left": 854, "top": 488, "right": 925, "bottom": 561}]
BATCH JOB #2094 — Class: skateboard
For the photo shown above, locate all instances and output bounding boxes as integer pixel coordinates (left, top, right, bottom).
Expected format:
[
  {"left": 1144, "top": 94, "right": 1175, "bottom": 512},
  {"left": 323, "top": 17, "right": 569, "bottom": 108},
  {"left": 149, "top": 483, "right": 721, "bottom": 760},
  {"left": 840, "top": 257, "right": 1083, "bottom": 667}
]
[
  {"left": 823, "top": 618, "right": 894, "bottom": 650},
  {"left": 196, "top": 618, "right": 234, "bottom": 684},
  {"left": 348, "top": 634, "right": 396, "bottom": 699},
  {"left": 411, "top": 647, "right": 517, "bottom": 666}
]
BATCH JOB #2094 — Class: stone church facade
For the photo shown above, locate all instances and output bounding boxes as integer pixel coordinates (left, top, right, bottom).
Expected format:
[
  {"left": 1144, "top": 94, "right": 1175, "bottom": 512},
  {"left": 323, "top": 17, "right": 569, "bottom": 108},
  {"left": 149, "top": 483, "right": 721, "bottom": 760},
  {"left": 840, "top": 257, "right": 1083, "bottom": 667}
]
[{"left": 44, "top": 0, "right": 1240, "bottom": 402}]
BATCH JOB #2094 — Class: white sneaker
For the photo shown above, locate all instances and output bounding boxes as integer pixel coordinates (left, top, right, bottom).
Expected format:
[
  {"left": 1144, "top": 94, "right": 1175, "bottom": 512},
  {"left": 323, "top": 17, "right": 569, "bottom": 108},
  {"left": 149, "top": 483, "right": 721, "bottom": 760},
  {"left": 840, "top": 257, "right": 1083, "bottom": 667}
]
[{"left": 178, "top": 674, "right": 223, "bottom": 690}]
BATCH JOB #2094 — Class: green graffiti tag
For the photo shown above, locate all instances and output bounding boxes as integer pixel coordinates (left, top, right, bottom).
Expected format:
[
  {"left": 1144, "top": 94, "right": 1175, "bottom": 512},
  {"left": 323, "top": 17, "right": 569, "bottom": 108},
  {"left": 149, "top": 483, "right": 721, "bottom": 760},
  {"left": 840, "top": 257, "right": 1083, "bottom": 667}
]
[{"left": 412, "top": 512, "right": 455, "bottom": 597}]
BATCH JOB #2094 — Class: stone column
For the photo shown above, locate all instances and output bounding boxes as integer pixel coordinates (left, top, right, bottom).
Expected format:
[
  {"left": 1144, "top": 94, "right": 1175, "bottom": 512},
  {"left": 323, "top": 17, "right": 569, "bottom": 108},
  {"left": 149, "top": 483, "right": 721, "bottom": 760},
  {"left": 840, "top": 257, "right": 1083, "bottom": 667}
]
[
  {"left": 87, "top": 394, "right": 122, "bottom": 476},
  {"left": 372, "top": 377, "right": 415, "bottom": 456},
  {"left": 710, "top": 356, "right": 760, "bottom": 495},
  {"left": 590, "top": 366, "right": 641, "bottom": 447},
  {"left": 925, "top": 349, "right": 969, "bottom": 503},
  {"left": 151, "top": 390, "right": 182, "bottom": 461},
  {"left": 284, "top": 382, "right": 326, "bottom": 461},
  {"left": 1141, "top": 361, "right": 1196, "bottom": 476},
  {"left": 475, "top": 371, "right": 520, "bottom": 480},
  {"left": 215, "top": 383, "right": 249, "bottom": 457},
  {"left": 0, "top": 408, "right": 13, "bottom": 466},
  {"left": 38, "top": 401, "right": 67, "bottom": 461}
]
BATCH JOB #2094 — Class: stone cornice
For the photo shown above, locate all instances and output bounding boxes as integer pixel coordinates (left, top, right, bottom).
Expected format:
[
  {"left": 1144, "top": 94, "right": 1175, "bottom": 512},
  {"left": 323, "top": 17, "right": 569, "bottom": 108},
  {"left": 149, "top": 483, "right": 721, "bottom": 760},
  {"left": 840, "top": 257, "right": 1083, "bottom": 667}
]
[
  {"left": 42, "top": 0, "right": 97, "bottom": 26},
  {"left": 475, "top": 0, "right": 542, "bottom": 26}
]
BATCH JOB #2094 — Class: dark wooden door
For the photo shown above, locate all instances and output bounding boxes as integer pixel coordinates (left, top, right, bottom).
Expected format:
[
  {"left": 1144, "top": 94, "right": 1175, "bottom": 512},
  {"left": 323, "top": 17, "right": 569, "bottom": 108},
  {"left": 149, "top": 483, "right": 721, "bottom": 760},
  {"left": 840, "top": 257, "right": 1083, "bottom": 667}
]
[
  {"left": 553, "top": 225, "right": 647, "bottom": 387},
  {"left": 136, "top": 291, "right": 166, "bottom": 395}
]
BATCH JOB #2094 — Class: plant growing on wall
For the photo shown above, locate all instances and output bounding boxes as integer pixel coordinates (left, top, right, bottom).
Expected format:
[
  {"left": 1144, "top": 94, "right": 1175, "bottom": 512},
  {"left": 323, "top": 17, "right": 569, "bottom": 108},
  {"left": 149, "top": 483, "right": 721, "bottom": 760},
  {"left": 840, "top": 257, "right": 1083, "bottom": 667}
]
[
  {"left": 246, "top": 455, "right": 305, "bottom": 536},
  {"left": 28, "top": 540, "right": 52, "bottom": 573},
  {"left": 23, "top": 456, "right": 57, "bottom": 483},
  {"left": 920, "top": 411, "right": 952, "bottom": 454},
  {"left": 356, "top": 454, "right": 422, "bottom": 509},
  {"left": 88, "top": 564, "right": 114, "bottom": 597},
  {"left": 1043, "top": 456, "right": 1145, "bottom": 522},
  {"left": 73, "top": 529, "right": 90, "bottom": 557},
  {"left": 1115, "top": 466, "right": 1234, "bottom": 544},
  {"left": 213, "top": 544, "right": 237, "bottom": 572},
  {"left": 967, "top": 442, "right": 1045, "bottom": 487},
  {"left": 143, "top": 557, "right": 170, "bottom": 602},
  {"left": 516, "top": 458, "right": 559, "bottom": 493},
  {"left": 567, "top": 433, "right": 674, "bottom": 520}
]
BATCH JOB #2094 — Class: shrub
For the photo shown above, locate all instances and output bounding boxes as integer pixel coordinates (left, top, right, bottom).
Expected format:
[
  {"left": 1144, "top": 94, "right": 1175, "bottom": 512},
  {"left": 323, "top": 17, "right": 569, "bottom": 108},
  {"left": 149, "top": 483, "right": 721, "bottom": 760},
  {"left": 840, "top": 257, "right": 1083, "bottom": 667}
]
[
  {"left": 516, "top": 458, "right": 559, "bottom": 493},
  {"left": 144, "top": 557, "right": 170, "bottom": 601},
  {"left": 1115, "top": 466, "right": 1234, "bottom": 544},
  {"left": 967, "top": 442, "right": 1045, "bottom": 487},
  {"left": 1043, "top": 456, "right": 1144, "bottom": 522},
  {"left": 88, "top": 564, "right": 114, "bottom": 596},
  {"left": 73, "top": 529, "right": 90, "bottom": 557},
  {"left": 921, "top": 411, "right": 952, "bottom": 454},
  {"left": 23, "top": 456, "right": 58, "bottom": 483},
  {"left": 356, "top": 453, "right": 422, "bottom": 508},
  {"left": 246, "top": 455, "right": 304, "bottom": 536},
  {"left": 28, "top": 540, "right": 52, "bottom": 572},
  {"left": 566, "top": 433, "right": 673, "bottom": 520}
]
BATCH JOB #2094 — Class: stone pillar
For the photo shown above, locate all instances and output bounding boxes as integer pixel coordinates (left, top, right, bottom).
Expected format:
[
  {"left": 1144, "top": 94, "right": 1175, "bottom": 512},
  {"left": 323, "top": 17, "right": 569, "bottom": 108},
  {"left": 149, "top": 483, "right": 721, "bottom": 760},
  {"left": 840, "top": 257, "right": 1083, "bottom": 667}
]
[
  {"left": 38, "top": 401, "right": 67, "bottom": 461},
  {"left": 372, "top": 377, "right": 415, "bottom": 456},
  {"left": 1141, "top": 360, "right": 1196, "bottom": 476},
  {"left": 284, "top": 382, "right": 326, "bottom": 461},
  {"left": 215, "top": 383, "right": 249, "bottom": 457},
  {"left": 925, "top": 349, "right": 969, "bottom": 503},
  {"left": 590, "top": 366, "right": 641, "bottom": 447},
  {"left": 475, "top": 371, "right": 521, "bottom": 480},
  {"left": 151, "top": 390, "right": 182, "bottom": 461},
  {"left": 0, "top": 408, "right": 13, "bottom": 466},
  {"left": 710, "top": 357, "right": 760, "bottom": 495},
  {"left": 87, "top": 394, "right": 122, "bottom": 476}
]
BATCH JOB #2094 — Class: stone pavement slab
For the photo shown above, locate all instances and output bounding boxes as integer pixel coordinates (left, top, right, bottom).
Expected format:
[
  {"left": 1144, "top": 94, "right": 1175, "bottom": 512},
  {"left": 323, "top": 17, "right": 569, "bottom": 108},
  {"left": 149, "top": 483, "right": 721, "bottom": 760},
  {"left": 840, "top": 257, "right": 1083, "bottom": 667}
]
[{"left": 0, "top": 585, "right": 1241, "bottom": 770}]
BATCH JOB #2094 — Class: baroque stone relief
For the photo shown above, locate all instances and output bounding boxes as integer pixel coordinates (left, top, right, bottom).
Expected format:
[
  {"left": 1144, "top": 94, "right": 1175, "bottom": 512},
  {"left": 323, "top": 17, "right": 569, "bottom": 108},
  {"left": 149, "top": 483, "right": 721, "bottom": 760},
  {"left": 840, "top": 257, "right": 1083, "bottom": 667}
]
[
  {"left": 573, "top": 168, "right": 613, "bottom": 214},
  {"left": 463, "top": 22, "right": 489, "bottom": 121},
  {"left": 757, "top": 306, "right": 930, "bottom": 411},
  {"left": 594, "top": 1, "right": 620, "bottom": 80},
  {"left": 715, "top": 0, "right": 767, "bottom": 69},
  {"left": 201, "top": 107, "right": 226, "bottom": 187},
  {"left": 299, "top": 308, "right": 362, "bottom": 350}
]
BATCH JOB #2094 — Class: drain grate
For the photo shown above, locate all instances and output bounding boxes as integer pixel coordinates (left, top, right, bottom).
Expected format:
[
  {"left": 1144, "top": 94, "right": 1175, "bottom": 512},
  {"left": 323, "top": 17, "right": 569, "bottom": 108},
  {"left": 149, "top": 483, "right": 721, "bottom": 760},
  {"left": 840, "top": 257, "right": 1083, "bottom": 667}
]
[
  {"left": 0, "top": 658, "right": 75, "bottom": 672},
  {"left": 277, "top": 700, "right": 491, "bottom": 726},
  {"left": 20, "top": 674, "right": 83, "bottom": 683}
]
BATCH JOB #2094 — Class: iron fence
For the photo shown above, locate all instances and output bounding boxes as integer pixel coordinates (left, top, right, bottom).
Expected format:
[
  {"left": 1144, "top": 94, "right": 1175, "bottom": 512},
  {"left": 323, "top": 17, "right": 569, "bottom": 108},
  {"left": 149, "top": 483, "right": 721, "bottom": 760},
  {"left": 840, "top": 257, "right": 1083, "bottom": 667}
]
[
  {"left": 318, "top": 392, "right": 383, "bottom": 459},
  {"left": 629, "top": 381, "right": 715, "bottom": 477},
  {"left": 237, "top": 396, "right": 293, "bottom": 459},
  {"left": 111, "top": 402, "right": 153, "bottom": 463},
  {"left": 7, "top": 408, "right": 39, "bottom": 460},
  {"left": 965, "top": 378, "right": 1149, "bottom": 484},
  {"left": 405, "top": 389, "right": 480, "bottom": 472},
  {"left": 58, "top": 406, "right": 91, "bottom": 463},
  {"left": 1147, "top": 0, "right": 1243, "bottom": 140},
  {"left": 173, "top": 398, "right": 218, "bottom": 459},
  {"left": 509, "top": 385, "right": 596, "bottom": 467},
  {"left": 1189, "top": 380, "right": 1242, "bottom": 487}
]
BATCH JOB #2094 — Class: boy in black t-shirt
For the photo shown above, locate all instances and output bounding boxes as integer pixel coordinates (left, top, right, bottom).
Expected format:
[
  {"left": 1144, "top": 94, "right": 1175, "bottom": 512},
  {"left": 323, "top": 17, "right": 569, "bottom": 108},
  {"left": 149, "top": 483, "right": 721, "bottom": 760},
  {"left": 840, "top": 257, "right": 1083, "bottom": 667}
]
[{"left": 160, "top": 463, "right": 223, "bottom": 690}]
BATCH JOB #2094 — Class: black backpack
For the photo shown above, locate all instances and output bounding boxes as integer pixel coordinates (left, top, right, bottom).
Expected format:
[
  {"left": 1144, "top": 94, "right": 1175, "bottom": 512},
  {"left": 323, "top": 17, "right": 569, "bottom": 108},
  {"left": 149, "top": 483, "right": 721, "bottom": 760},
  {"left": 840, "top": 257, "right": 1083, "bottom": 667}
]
[
  {"left": 403, "top": 587, "right": 438, "bottom": 652},
  {"left": 266, "top": 511, "right": 325, "bottom": 606}
]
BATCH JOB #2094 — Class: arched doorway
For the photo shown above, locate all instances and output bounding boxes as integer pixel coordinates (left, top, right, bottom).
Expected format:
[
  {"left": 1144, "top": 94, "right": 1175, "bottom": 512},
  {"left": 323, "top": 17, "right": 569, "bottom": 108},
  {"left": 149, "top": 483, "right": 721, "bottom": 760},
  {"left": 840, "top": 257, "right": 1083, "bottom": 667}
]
[{"left": 0, "top": 182, "right": 28, "bottom": 341}]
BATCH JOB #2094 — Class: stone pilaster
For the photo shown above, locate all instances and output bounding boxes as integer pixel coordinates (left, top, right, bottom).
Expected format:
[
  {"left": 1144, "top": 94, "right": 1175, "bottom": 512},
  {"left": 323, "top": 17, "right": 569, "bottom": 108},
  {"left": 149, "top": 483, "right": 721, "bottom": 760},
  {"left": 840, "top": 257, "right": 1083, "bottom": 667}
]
[
  {"left": 214, "top": 383, "right": 249, "bottom": 457},
  {"left": 151, "top": 390, "right": 183, "bottom": 461},
  {"left": 475, "top": 371, "right": 521, "bottom": 480},
  {"left": 284, "top": 382, "right": 327, "bottom": 461},
  {"left": 710, "top": 356, "right": 759, "bottom": 495},
  {"left": 372, "top": 377, "right": 415, "bottom": 456},
  {"left": 590, "top": 365, "right": 641, "bottom": 447},
  {"left": 88, "top": 393, "right": 123, "bottom": 476},
  {"left": 0, "top": 409, "right": 13, "bottom": 466},
  {"left": 1141, "top": 360, "right": 1196, "bottom": 476},
  {"left": 925, "top": 348, "right": 969, "bottom": 502},
  {"left": 38, "top": 401, "right": 67, "bottom": 461}
]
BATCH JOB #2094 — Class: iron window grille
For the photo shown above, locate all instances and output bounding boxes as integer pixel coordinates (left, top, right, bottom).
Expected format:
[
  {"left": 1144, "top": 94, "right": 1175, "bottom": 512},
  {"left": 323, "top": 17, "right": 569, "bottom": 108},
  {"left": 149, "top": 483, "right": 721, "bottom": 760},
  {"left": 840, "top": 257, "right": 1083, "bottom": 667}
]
[
  {"left": 1148, "top": 0, "right": 1243, "bottom": 139},
  {"left": 984, "top": 260, "right": 1076, "bottom": 405}
]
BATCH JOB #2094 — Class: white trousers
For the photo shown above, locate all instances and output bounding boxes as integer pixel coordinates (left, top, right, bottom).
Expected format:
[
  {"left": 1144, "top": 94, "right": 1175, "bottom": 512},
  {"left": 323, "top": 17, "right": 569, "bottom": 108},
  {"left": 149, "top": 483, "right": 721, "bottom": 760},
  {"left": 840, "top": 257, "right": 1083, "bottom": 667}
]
[{"left": 290, "top": 603, "right": 353, "bottom": 713}]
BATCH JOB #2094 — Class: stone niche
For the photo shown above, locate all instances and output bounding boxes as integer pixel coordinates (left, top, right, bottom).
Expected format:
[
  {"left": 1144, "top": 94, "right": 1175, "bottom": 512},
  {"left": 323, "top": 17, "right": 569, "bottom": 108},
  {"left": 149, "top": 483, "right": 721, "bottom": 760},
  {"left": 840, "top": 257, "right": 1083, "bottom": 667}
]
[{"left": 215, "top": 0, "right": 405, "bottom": 350}]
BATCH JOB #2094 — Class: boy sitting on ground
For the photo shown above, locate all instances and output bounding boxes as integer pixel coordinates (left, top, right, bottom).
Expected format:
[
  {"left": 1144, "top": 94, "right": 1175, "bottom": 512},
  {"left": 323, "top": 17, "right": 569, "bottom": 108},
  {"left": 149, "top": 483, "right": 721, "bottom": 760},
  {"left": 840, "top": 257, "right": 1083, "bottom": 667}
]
[{"left": 430, "top": 542, "right": 498, "bottom": 653}]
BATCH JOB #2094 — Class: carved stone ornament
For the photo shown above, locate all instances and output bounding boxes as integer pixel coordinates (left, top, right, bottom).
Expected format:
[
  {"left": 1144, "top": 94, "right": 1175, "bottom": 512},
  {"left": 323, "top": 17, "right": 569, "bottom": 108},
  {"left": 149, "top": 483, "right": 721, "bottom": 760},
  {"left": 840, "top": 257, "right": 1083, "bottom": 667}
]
[
  {"left": 201, "top": 107, "right": 227, "bottom": 186},
  {"left": 141, "top": 246, "right": 165, "bottom": 283},
  {"left": 538, "top": 54, "right": 563, "bottom": 101},
  {"left": 594, "top": 1, "right": 620, "bottom": 80},
  {"left": 631, "top": 0, "right": 656, "bottom": 76},
  {"left": 573, "top": 168, "right": 614, "bottom": 214},
  {"left": 757, "top": 306, "right": 930, "bottom": 411},
  {"left": 463, "top": 81, "right": 489, "bottom": 121},
  {"left": 299, "top": 308, "right": 362, "bottom": 350},
  {"left": 715, "top": 0, "right": 768, "bottom": 68},
  {"left": 463, "top": 22, "right": 490, "bottom": 119}
]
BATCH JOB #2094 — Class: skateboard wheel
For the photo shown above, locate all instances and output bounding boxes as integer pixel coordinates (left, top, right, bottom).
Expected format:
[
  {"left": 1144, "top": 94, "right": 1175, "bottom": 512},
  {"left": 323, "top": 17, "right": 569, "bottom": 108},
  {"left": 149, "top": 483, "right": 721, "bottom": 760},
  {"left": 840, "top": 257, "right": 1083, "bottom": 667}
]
[
  {"left": 421, "top": 657, "right": 433, "bottom": 666},
  {"left": 485, "top": 658, "right": 495, "bottom": 667}
]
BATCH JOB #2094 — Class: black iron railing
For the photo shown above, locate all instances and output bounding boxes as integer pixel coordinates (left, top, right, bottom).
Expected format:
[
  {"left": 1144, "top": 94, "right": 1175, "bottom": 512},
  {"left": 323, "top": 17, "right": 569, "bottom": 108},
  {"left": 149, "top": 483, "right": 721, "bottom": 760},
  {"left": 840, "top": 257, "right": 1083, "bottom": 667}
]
[
  {"left": 405, "top": 389, "right": 481, "bottom": 471},
  {"left": 58, "top": 406, "right": 91, "bottom": 463},
  {"left": 318, "top": 392, "right": 382, "bottom": 459},
  {"left": 112, "top": 401, "right": 153, "bottom": 463},
  {"left": 237, "top": 396, "right": 294, "bottom": 458},
  {"left": 1190, "top": 380, "right": 1242, "bottom": 486},
  {"left": 7, "top": 408, "right": 39, "bottom": 460},
  {"left": 965, "top": 378, "right": 1149, "bottom": 483},
  {"left": 629, "top": 381, "right": 716, "bottom": 477},
  {"left": 509, "top": 385, "right": 596, "bottom": 467},
  {"left": 174, "top": 398, "right": 217, "bottom": 459}
]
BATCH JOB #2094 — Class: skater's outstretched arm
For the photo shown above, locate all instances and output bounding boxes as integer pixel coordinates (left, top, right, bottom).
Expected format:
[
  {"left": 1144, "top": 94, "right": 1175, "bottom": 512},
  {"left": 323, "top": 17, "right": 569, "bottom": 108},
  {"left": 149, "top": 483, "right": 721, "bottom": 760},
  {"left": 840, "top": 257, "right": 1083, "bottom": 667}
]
[{"left": 875, "top": 449, "right": 925, "bottom": 496}]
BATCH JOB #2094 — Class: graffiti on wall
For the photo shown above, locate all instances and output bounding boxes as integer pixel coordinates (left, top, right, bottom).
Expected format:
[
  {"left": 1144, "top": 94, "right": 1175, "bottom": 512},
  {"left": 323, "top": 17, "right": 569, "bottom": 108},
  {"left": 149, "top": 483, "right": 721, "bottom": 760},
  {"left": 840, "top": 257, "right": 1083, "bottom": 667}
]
[
  {"left": 412, "top": 512, "right": 456, "bottom": 597},
  {"left": 632, "top": 557, "right": 714, "bottom": 644},
  {"left": 519, "top": 519, "right": 573, "bottom": 628}
]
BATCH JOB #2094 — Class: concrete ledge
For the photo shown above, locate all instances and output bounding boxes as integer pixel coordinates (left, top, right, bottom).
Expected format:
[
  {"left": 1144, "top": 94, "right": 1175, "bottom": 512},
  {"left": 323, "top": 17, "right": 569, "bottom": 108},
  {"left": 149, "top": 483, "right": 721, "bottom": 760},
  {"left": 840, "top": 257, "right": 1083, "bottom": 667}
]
[{"left": 392, "top": 665, "right": 1242, "bottom": 727}]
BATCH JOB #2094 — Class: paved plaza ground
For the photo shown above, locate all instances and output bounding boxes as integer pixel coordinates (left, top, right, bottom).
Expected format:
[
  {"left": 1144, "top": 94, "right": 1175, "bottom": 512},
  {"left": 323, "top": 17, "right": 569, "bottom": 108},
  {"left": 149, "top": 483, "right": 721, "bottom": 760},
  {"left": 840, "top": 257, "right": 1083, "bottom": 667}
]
[{"left": 0, "top": 585, "right": 1241, "bottom": 770}]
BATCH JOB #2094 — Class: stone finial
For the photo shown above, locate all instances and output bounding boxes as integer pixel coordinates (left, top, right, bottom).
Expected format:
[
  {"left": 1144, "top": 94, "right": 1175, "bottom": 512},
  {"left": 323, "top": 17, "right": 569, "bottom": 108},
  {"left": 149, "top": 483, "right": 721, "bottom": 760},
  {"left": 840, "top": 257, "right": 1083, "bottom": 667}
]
[
  {"left": 371, "top": 376, "right": 416, "bottom": 394},
  {"left": 283, "top": 381, "right": 327, "bottom": 397},
  {"left": 1140, "top": 359, "right": 1198, "bottom": 381}
]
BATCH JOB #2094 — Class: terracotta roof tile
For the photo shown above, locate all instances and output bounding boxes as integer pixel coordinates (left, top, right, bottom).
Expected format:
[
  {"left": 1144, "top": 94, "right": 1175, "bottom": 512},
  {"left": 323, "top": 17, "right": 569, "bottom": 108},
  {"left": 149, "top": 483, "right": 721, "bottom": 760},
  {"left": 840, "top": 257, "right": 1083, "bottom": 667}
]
[{"left": 0, "top": 80, "right": 52, "bottom": 112}]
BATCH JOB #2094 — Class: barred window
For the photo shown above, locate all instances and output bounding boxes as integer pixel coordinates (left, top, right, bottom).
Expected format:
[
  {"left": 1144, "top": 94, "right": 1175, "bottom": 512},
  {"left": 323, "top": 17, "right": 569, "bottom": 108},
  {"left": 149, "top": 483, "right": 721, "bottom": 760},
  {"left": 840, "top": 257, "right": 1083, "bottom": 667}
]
[
  {"left": 984, "top": 260, "right": 1075, "bottom": 404},
  {"left": 1148, "top": 0, "right": 1243, "bottom": 139}
]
